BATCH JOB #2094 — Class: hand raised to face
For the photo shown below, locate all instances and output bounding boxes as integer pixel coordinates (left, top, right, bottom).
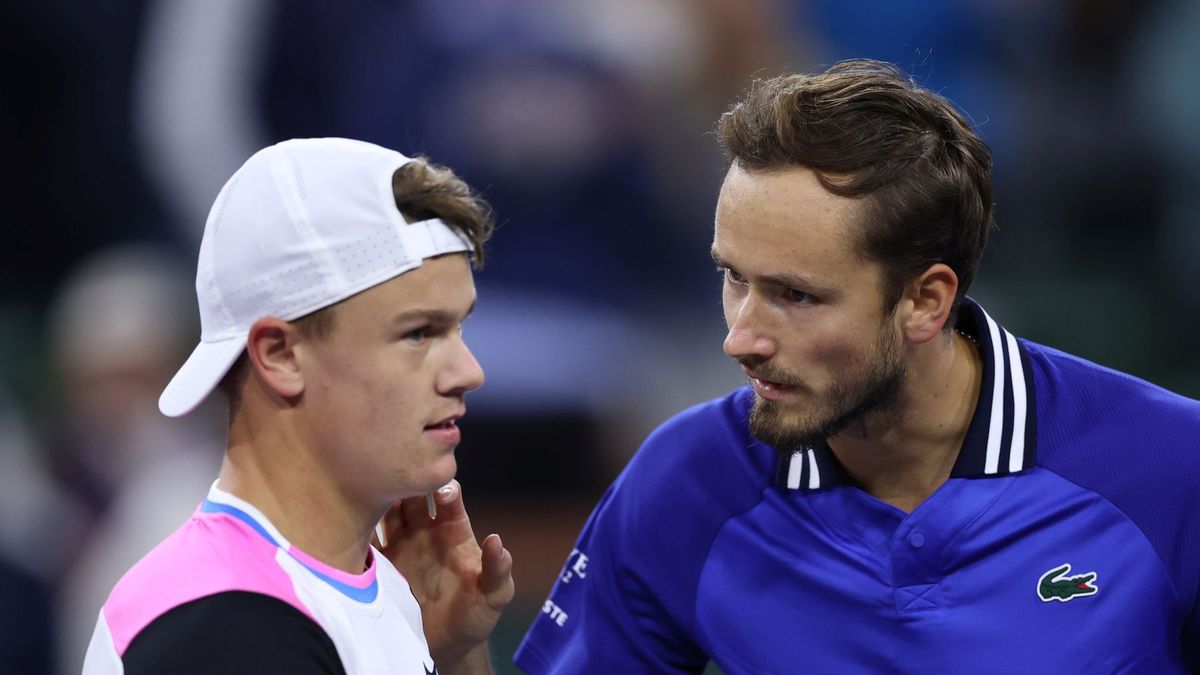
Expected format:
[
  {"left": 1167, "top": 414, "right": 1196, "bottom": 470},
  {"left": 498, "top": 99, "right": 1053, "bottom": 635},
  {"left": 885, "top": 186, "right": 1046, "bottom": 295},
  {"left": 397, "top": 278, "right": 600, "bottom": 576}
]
[{"left": 376, "top": 480, "right": 514, "bottom": 675}]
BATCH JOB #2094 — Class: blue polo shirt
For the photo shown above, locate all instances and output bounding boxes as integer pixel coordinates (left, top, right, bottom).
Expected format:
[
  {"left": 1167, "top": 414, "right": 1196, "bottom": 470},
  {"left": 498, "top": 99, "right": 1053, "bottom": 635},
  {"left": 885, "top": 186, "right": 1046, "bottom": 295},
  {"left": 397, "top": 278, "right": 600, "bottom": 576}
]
[{"left": 515, "top": 299, "right": 1200, "bottom": 673}]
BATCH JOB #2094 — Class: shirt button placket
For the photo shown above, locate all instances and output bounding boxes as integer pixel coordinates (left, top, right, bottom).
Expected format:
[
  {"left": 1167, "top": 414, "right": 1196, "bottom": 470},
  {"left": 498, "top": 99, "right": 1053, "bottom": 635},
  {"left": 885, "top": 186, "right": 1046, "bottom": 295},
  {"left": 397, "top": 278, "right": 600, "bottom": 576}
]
[{"left": 893, "top": 526, "right": 939, "bottom": 613}]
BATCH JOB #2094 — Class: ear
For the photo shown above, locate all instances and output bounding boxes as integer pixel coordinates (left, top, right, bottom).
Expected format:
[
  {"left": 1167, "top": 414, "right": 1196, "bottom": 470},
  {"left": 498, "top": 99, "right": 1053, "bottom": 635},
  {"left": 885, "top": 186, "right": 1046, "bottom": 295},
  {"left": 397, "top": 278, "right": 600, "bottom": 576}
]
[
  {"left": 245, "top": 317, "right": 306, "bottom": 399},
  {"left": 900, "top": 263, "right": 959, "bottom": 344}
]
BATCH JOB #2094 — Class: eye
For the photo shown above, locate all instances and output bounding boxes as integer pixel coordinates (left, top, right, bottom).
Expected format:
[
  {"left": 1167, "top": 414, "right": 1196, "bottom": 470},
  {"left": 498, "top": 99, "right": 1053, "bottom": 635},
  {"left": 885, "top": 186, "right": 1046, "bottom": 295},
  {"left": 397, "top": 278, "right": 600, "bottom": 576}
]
[
  {"left": 722, "top": 267, "right": 747, "bottom": 285},
  {"left": 402, "top": 326, "right": 431, "bottom": 343},
  {"left": 784, "top": 288, "right": 814, "bottom": 304}
]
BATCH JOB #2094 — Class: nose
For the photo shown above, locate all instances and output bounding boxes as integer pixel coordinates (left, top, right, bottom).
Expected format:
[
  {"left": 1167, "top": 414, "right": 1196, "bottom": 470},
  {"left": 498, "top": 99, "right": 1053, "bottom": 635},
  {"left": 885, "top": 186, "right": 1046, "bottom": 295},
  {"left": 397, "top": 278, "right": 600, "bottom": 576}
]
[
  {"left": 723, "top": 295, "right": 777, "bottom": 361},
  {"left": 441, "top": 335, "right": 486, "bottom": 396}
]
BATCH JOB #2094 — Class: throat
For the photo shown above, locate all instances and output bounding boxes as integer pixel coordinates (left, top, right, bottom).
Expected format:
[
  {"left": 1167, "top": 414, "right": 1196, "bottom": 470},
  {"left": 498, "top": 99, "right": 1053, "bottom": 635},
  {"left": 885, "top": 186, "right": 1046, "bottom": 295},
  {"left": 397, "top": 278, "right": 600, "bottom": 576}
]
[
  {"left": 832, "top": 436, "right": 960, "bottom": 514},
  {"left": 831, "top": 329, "right": 983, "bottom": 514},
  {"left": 859, "top": 473, "right": 950, "bottom": 514}
]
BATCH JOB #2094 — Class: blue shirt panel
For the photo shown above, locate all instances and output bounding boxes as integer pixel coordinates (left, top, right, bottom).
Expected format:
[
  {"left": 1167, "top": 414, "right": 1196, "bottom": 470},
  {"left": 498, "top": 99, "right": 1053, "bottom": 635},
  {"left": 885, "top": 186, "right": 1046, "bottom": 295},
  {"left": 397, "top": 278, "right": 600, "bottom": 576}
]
[
  {"left": 696, "top": 468, "right": 1182, "bottom": 673},
  {"left": 1027, "top": 341, "right": 1200, "bottom": 663}
]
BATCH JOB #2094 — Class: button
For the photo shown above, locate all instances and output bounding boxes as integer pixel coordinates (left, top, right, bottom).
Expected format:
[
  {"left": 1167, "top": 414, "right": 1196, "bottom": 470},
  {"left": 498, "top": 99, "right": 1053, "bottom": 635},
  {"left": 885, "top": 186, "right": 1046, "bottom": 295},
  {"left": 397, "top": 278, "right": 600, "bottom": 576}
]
[{"left": 908, "top": 532, "right": 926, "bottom": 548}]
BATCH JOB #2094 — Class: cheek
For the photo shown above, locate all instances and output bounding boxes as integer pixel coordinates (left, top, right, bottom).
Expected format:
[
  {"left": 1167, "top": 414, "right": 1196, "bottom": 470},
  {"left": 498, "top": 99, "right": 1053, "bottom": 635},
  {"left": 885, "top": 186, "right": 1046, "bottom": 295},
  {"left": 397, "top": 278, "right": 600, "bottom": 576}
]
[
  {"left": 320, "top": 375, "right": 420, "bottom": 458},
  {"left": 350, "top": 367, "right": 417, "bottom": 420},
  {"left": 808, "top": 338, "right": 859, "bottom": 369},
  {"left": 313, "top": 354, "right": 401, "bottom": 421},
  {"left": 804, "top": 321, "right": 877, "bottom": 371}
]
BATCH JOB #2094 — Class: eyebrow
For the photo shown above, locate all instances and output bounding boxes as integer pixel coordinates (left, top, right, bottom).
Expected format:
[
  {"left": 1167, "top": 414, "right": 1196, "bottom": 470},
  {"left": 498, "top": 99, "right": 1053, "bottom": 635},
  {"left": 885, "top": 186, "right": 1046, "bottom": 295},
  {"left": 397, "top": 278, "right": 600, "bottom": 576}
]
[
  {"left": 392, "top": 299, "right": 477, "bottom": 325},
  {"left": 711, "top": 248, "right": 829, "bottom": 293}
]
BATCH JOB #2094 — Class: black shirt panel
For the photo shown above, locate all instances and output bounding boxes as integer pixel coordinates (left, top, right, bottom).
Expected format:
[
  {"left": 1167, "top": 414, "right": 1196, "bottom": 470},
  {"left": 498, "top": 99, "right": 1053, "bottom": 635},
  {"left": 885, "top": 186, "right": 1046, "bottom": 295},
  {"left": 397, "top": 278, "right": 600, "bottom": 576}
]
[{"left": 122, "top": 591, "right": 347, "bottom": 675}]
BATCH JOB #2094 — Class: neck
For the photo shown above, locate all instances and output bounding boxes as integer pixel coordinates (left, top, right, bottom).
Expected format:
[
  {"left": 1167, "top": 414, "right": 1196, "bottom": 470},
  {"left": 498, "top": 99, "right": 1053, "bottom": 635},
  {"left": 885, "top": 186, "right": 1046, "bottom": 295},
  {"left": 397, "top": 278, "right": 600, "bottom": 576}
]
[
  {"left": 218, "top": 405, "right": 377, "bottom": 574},
  {"left": 828, "top": 330, "right": 982, "bottom": 513}
]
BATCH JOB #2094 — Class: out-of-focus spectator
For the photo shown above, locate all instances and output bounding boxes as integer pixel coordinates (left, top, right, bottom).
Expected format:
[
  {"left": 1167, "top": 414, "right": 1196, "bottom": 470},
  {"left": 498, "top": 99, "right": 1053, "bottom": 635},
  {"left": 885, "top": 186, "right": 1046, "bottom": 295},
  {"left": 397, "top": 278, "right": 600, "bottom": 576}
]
[
  {"left": 44, "top": 245, "right": 224, "bottom": 674},
  {"left": 46, "top": 245, "right": 203, "bottom": 509}
]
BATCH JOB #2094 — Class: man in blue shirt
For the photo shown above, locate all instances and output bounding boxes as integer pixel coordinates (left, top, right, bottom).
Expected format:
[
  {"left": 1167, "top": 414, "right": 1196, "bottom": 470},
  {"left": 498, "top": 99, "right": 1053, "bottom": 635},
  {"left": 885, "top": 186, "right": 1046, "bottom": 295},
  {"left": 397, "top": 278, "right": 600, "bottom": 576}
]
[{"left": 515, "top": 60, "right": 1200, "bottom": 673}]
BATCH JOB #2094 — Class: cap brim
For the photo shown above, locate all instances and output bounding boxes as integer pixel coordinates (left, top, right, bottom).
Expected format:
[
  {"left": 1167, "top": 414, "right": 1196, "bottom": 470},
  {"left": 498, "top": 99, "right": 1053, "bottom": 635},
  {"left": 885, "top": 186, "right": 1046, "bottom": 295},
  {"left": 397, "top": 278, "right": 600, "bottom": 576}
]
[{"left": 158, "top": 335, "right": 247, "bottom": 417}]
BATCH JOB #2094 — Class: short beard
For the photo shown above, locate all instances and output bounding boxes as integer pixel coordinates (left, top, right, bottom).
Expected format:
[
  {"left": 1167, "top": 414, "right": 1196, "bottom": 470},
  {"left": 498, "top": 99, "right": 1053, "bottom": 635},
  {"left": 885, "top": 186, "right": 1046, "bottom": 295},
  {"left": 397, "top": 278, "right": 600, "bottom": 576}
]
[{"left": 747, "top": 326, "right": 905, "bottom": 452}]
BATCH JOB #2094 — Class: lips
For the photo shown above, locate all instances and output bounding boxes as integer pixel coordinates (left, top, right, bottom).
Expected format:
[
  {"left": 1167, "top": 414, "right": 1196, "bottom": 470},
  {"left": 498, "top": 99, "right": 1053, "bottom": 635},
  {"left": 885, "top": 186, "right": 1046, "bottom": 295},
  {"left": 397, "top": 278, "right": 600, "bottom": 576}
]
[
  {"left": 423, "top": 412, "right": 464, "bottom": 445},
  {"left": 751, "top": 375, "right": 791, "bottom": 388},
  {"left": 752, "top": 377, "right": 799, "bottom": 401},
  {"left": 742, "top": 367, "right": 801, "bottom": 401},
  {"left": 742, "top": 366, "right": 794, "bottom": 388},
  {"left": 423, "top": 412, "right": 463, "bottom": 431}
]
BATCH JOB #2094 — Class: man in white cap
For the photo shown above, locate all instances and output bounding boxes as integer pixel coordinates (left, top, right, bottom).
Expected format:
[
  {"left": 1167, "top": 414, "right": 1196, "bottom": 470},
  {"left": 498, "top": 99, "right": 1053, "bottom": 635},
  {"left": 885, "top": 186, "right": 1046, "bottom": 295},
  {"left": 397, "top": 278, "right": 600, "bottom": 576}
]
[{"left": 82, "top": 138, "right": 513, "bottom": 674}]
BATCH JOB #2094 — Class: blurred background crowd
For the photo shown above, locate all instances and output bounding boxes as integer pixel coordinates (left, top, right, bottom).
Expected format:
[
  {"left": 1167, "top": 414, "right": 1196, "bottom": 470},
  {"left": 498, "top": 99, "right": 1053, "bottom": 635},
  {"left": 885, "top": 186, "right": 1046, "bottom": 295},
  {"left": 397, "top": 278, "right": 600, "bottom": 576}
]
[{"left": 1, "top": 0, "right": 1198, "bottom": 673}]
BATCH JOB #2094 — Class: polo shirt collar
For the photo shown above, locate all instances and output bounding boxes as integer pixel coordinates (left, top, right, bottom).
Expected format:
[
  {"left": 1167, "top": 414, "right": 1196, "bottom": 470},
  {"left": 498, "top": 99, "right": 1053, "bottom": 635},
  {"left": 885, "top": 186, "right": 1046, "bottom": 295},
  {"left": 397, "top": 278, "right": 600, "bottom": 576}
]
[{"left": 774, "top": 297, "right": 1038, "bottom": 491}]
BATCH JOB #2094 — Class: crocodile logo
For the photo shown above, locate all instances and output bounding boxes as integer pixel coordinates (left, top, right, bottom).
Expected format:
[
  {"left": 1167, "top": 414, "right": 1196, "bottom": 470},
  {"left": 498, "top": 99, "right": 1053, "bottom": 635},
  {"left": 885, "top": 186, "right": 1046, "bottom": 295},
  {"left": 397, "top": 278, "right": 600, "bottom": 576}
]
[{"left": 1037, "top": 563, "right": 1099, "bottom": 602}]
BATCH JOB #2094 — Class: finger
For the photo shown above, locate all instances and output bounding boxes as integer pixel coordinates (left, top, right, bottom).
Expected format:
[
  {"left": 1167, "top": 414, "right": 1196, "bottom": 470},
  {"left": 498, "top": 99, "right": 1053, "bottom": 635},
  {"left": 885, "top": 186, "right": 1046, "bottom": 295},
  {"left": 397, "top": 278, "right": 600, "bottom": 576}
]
[
  {"left": 431, "top": 479, "right": 470, "bottom": 524},
  {"left": 480, "top": 533, "right": 511, "bottom": 579},
  {"left": 399, "top": 491, "right": 435, "bottom": 533},
  {"left": 479, "top": 532, "right": 514, "bottom": 606}
]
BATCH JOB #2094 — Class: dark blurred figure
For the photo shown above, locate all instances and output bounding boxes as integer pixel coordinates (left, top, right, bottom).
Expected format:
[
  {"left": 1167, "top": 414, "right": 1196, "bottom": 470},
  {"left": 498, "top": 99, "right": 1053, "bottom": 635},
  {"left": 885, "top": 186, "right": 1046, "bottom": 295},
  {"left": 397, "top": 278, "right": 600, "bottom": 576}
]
[
  {"left": 0, "top": 554, "right": 54, "bottom": 675},
  {"left": 0, "top": 390, "right": 64, "bottom": 675},
  {"left": 1127, "top": 0, "right": 1200, "bottom": 393},
  {"left": 1003, "top": 0, "right": 1166, "bottom": 271},
  {"left": 259, "top": 0, "right": 711, "bottom": 312}
]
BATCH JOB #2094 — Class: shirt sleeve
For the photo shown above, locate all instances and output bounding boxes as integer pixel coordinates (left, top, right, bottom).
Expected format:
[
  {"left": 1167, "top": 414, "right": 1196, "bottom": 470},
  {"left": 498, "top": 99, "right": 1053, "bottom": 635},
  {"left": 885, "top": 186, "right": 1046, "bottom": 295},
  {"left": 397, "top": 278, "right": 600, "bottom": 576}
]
[
  {"left": 120, "top": 591, "right": 347, "bottom": 675},
  {"left": 514, "top": 484, "right": 709, "bottom": 675},
  {"left": 516, "top": 391, "right": 771, "bottom": 675}
]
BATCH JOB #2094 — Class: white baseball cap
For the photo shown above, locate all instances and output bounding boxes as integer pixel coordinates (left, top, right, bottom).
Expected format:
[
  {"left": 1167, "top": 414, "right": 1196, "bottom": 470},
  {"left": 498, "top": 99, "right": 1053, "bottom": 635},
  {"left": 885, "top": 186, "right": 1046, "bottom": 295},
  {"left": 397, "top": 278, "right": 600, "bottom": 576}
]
[{"left": 158, "top": 138, "right": 473, "bottom": 417}]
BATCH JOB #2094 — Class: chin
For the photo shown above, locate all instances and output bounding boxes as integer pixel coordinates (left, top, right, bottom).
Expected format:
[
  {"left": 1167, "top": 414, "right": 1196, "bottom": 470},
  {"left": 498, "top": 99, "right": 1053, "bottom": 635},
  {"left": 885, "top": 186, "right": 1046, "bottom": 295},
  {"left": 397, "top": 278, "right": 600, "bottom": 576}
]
[
  {"left": 426, "top": 455, "right": 458, "bottom": 491},
  {"left": 750, "top": 397, "right": 833, "bottom": 448}
]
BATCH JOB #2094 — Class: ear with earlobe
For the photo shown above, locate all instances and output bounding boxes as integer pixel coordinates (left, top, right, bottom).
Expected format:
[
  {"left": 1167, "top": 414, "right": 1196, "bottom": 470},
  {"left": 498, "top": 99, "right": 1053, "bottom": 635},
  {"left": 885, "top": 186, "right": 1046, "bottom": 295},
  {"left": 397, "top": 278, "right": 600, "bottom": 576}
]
[
  {"left": 902, "top": 263, "right": 959, "bottom": 344},
  {"left": 246, "top": 317, "right": 306, "bottom": 399}
]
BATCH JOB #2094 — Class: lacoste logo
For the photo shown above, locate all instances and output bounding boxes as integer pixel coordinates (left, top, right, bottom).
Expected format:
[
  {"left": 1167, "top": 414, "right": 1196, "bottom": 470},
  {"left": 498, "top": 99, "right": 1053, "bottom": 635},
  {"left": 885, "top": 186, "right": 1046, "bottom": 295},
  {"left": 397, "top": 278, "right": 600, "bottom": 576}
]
[{"left": 1037, "top": 563, "right": 1099, "bottom": 602}]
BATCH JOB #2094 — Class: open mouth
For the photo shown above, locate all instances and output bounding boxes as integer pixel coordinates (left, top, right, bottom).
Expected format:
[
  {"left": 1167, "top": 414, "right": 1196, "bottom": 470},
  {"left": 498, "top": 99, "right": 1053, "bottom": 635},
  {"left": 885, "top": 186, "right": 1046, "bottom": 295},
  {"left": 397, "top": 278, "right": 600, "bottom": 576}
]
[
  {"left": 751, "top": 377, "right": 799, "bottom": 402},
  {"left": 744, "top": 368, "right": 797, "bottom": 389},
  {"left": 424, "top": 414, "right": 462, "bottom": 431},
  {"left": 753, "top": 376, "right": 795, "bottom": 389},
  {"left": 422, "top": 413, "right": 463, "bottom": 445},
  {"left": 742, "top": 367, "right": 801, "bottom": 400}
]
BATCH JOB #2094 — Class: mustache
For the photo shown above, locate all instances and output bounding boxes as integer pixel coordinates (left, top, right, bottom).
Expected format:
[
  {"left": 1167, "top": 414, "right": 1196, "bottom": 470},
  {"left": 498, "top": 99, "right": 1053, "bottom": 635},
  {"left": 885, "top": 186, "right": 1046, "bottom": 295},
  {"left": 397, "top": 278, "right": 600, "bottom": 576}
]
[{"left": 738, "top": 357, "right": 805, "bottom": 389}]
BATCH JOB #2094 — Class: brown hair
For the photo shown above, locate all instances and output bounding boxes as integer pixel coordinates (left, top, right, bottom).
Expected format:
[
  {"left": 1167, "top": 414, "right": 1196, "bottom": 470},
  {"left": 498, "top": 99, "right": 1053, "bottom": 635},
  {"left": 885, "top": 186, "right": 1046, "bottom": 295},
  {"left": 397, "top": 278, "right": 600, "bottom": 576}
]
[
  {"left": 218, "top": 156, "right": 495, "bottom": 413},
  {"left": 717, "top": 59, "right": 994, "bottom": 318}
]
